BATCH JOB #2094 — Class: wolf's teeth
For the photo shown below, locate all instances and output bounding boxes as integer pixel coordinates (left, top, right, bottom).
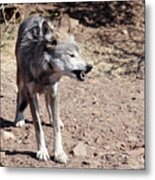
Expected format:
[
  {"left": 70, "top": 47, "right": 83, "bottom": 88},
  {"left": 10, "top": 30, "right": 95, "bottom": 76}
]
[{"left": 80, "top": 71, "right": 85, "bottom": 80}]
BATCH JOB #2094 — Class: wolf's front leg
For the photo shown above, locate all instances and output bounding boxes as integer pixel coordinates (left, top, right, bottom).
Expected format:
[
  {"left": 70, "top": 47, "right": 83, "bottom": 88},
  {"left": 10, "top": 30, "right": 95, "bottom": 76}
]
[
  {"left": 28, "top": 92, "right": 50, "bottom": 161},
  {"left": 49, "top": 84, "right": 68, "bottom": 164},
  {"left": 45, "top": 92, "right": 64, "bottom": 129}
]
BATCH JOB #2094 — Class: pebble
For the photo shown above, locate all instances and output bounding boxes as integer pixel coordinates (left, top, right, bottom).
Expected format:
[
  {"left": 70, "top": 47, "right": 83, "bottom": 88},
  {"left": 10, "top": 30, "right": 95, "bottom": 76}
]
[
  {"left": 72, "top": 141, "right": 87, "bottom": 157},
  {"left": 0, "top": 151, "right": 6, "bottom": 158},
  {"left": 127, "top": 148, "right": 144, "bottom": 168},
  {"left": 128, "top": 135, "right": 138, "bottom": 149},
  {"left": 1, "top": 130, "right": 16, "bottom": 141},
  {"left": 91, "top": 110, "right": 101, "bottom": 116},
  {"left": 95, "top": 135, "right": 103, "bottom": 144},
  {"left": 104, "top": 144, "right": 111, "bottom": 151}
]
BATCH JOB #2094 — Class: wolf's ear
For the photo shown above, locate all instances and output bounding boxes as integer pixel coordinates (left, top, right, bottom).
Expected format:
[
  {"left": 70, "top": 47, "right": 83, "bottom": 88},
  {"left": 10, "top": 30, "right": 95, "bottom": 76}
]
[
  {"left": 42, "top": 21, "right": 53, "bottom": 41},
  {"left": 58, "top": 14, "right": 71, "bottom": 33},
  {"left": 42, "top": 21, "right": 51, "bottom": 35}
]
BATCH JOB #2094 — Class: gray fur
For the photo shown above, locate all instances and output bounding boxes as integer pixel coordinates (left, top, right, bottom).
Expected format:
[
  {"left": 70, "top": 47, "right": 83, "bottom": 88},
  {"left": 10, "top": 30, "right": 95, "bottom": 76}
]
[{"left": 14, "top": 15, "right": 92, "bottom": 163}]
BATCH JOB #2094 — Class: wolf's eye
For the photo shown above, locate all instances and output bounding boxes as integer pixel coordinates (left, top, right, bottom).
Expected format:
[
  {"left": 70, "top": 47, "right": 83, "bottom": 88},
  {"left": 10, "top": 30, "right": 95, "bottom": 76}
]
[{"left": 69, "top": 54, "right": 75, "bottom": 58}]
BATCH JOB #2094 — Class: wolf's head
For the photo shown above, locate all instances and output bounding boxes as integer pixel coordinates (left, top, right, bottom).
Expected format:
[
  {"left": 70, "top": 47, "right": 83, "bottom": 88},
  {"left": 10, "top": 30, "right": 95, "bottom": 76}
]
[{"left": 42, "top": 14, "right": 93, "bottom": 81}]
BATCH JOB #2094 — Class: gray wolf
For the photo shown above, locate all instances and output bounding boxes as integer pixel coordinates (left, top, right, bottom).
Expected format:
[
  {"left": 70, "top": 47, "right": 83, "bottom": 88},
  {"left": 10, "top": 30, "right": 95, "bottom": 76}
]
[{"left": 14, "top": 14, "right": 93, "bottom": 164}]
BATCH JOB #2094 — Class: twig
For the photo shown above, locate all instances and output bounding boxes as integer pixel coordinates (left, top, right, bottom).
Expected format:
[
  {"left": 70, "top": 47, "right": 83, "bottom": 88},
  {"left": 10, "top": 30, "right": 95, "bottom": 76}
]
[{"left": 1, "top": 4, "right": 9, "bottom": 26}]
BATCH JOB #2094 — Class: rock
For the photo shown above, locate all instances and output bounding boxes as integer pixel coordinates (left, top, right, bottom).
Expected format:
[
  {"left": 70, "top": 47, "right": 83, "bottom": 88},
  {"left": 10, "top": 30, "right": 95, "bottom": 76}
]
[
  {"left": 1, "top": 130, "right": 15, "bottom": 141},
  {"left": 0, "top": 151, "right": 6, "bottom": 159},
  {"left": 72, "top": 141, "right": 87, "bottom": 157},
  {"left": 91, "top": 110, "right": 101, "bottom": 116},
  {"left": 127, "top": 148, "right": 144, "bottom": 169},
  {"left": 104, "top": 152, "right": 116, "bottom": 161},
  {"left": 95, "top": 135, "right": 103, "bottom": 144},
  {"left": 122, "top": 29, "right": 128, "bottom": 35},
  {"left": 128, "top": 147, "right": 144, "bottom": 156},
  {"left": 128, "top": 135, "right": 138, "bottom": 142},
  {"left": 103, "top": 144, "right": 111, "bottom": 151},
  {"left": 128, "top": 135, "right": 138, "bottom": 149}
]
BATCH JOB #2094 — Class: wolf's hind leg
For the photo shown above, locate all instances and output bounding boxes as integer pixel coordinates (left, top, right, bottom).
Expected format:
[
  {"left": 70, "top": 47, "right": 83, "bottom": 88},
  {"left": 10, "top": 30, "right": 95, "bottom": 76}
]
[{"left": 15, "top": 87, "right": 28, "bottom": 127}]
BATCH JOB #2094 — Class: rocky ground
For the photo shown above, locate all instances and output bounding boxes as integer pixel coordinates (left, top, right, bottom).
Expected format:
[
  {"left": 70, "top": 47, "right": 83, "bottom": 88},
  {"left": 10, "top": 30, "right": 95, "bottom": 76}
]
[{"left": 0, "top": 1, "right": 145, "bottom": 169}]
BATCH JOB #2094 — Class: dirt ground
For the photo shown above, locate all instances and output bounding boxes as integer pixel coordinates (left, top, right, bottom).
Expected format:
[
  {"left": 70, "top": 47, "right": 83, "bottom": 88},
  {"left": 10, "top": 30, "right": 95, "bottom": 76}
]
[{"left": 0, "top": 2, "right": 145, "bottom": 169}]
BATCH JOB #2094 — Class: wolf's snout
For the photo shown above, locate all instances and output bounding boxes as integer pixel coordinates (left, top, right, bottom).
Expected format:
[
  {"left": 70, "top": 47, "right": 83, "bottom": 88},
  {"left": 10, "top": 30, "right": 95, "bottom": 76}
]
[
  {"left": 71, "top": 64, "right": 93, "bottom": 81},
  {"left": 85, "top": 64, "right": 93, "bottom": 74}
]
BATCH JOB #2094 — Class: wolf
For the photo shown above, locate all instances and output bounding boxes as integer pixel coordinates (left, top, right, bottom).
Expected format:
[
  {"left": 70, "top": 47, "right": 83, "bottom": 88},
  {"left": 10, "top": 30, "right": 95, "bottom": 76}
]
[{"left": 14, "top": 14, "right": 93, "bottom": 164}]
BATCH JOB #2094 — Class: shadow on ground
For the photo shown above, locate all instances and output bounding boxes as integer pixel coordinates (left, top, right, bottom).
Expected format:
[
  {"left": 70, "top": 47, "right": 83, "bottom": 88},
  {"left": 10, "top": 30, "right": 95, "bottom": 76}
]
[{"left": 0, "top": 117, "right": 15, "bottom": 128}]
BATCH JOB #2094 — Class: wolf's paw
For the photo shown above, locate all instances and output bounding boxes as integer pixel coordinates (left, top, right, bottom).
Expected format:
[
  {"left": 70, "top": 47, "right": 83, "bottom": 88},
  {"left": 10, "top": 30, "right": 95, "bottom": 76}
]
[
  {"left": 59, "top": 120, "right": 64, "bottom": 129},
  {"left": 54, "top": 151, "right": 68, "bottom": 164},
  {"left": 15, "top": 120, "right": 25, "bottom": 127},
  {"left": 37, "top": 150, "right": 50, "bottom": 161},
  {"left": 50, "top": 120, "right": 64, "bottom": 129}
]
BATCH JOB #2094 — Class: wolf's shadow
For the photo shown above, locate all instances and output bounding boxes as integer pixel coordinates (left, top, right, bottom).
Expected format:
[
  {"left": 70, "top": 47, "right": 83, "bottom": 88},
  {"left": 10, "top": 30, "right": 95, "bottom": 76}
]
[
  {"left": 0, "top": 117, "right": 34, "bottom": 128},
  {"left": 0, "top": 117, "right": 15, "bottom": 128},
  {"left": 0, "top": 117, "right": 51, "bottom": 129},
  {"left": 1, "top": 149, "right": 56, "bottom": 163}
]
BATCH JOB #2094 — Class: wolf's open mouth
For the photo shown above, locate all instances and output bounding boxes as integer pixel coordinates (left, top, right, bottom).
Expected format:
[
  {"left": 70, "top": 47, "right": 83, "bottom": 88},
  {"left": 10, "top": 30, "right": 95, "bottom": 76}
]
[
  {"left": 71, "top": 64, "right": 93, "bottom": 81},
  {"left": 71, "top": 70, "right": 86, "bottom": 81}
]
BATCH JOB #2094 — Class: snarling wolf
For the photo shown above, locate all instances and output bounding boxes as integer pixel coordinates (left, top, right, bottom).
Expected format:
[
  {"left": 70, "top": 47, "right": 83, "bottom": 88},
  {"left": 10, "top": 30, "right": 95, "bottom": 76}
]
[{"left": 14, "top": 14, "right": 93, "bottom": 164}]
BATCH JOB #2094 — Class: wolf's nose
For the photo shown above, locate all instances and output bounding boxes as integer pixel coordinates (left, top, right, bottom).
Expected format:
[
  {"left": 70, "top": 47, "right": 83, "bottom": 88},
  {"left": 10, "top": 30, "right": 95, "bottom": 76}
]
[{"left": 85, "top": 64, "right": 93, "bottom": 73}]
